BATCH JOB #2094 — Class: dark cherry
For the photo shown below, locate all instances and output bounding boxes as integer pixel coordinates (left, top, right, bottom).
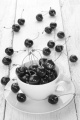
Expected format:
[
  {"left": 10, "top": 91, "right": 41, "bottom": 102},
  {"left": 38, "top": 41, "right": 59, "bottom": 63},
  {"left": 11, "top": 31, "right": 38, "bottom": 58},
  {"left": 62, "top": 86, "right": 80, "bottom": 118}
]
[
  {"left": 57, "top": 31, "right": 65, "bottom": 39},
  {"left": 50, "top": 22, "right": 57, "bottom": 30},
  {"left": 16, "top": 66, "right": 28, "bottom": 77},
  {"left": 17, "top": 93, "right": 26, "bottom": 102},
  {"left": 29, "top": 74, "right": 40, "bottom": 85},
  {"left": 48, "top": 94, "right": 58, "bottom": 104},
  {"left": 2, "top": 57, "right": 12, "bottom": 65},
  {"left": 39, "top": 58, "right": 47, "bottom": 66},
  {"left": 5, "top": 47, "right": 14, "bottom": 56},
  {"left": 43, "top": 47, "right": 51, "bottom": 56},
  {"left": 40, "top": 75, "right": 49, "bottom": 84},
  {"left": 11, "top": 83, "right": 20, "bottom": 93},
  {"left": 29, "top": 64, "right": 38, "bottom": 72},
  {"left": 18, "top": 18, "right": 25, "bottom": 25},
  {"left": 44, "top": 59, "right": 55, "bottom": 70},
  {"left": 48, "top": 70, "right": 57, "bottom": 82},
  {"left": 12, "top": 24, "right": 20, "bottom": 32},
  {"left": 37, "top": 66, "right": 46, "bottom": 77},
  {"left": 29, "top": 70, "right": 36, "bottom": 76},
  {"left": 1, "top": 77, "right": 10, "bottom": 85},
  {"left": 36, "top": 14, "right": 43, "bottom": 22},
  {"left": 45, "top": 27, "right": 52, "bottom": 34},
  {"left": 55, "top": 45, "right": 63, "bottom": 52},
  {"left": 49, "top": 9, "right": 56, "bottom": 17},
  {"left": 47, "top": 40, "right": 55, "bottom": 48},
  {"left": 24, "top": 39, "right": 33, "bottom": 48},
  {"left": 18, "top": 72, "right": 30, "bottom": 83},
  {"left": 69, "top": 55, "right": 78, "bottom": 62}
]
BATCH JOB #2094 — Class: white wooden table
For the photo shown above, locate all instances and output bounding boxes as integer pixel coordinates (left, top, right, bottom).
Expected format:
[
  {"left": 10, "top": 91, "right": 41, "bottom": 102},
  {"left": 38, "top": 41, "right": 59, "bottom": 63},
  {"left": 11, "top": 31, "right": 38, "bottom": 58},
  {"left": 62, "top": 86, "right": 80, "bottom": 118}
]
[{"left": 0, "top": 0, "right": 80, "bottom": 120}]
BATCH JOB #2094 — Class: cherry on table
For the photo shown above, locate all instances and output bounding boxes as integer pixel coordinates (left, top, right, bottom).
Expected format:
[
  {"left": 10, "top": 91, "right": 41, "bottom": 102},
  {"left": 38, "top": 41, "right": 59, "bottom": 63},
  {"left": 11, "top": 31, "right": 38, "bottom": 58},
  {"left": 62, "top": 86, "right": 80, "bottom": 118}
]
[
  {"left": 48, "top": 94, "right": 58, "bottom": 104},
  {"left": 18, "top": 18, "right": 25, "bottom": 25},
  {"left": 44, "top": 27, "right": 52, "bottom": 34},
  {"left": 5, "top": 47, "right": 14, "bottom": 56},
  {"left": 11, "top": 83, "right": 20, "bottom": 93},
  {"left": 55, "top": 45, "right": 63, "bottom": 52},
  {"left": 12, "top": 24, "right": 20, "bottom": 32},
  {"left": 49, "top": 9, "right": 56, "bottom": 17},
  {"left": 57, "top": 31, "right": 65, "bottom": 39},
  {"left": 50, "top": 22, "right": 57, "bottom": 30},
  {"left": 29, "top": 74, "right": 40, "bottom": 85},
  {"left": 69, "top": 55, "right": 78, "bottom": 62},
  {"left": 17, "top": 93, "right": 26, "bottom": 102},
  {"left": 47, "top": 40, "right": 55, "bottom": 48},
  {"left": 2, "top": 57, "right": 12, "bottom": 65},
  {"left": 24, "top": 39, "right": 33, "bottom": 48},
  {"left": 1, "top": 77, "right": 10, "bottom": 85},
  {"left": 43, "top": 47, "right": 51, "bottom": 56},
  {"left": 36, "top": 14, "right": 43, "bottom": 22}
]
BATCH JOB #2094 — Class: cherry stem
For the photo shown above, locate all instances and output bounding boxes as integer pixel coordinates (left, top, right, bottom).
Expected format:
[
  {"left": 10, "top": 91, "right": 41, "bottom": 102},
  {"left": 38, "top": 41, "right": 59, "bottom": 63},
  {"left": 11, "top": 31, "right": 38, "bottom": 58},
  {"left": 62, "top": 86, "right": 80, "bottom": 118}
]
[
  {"left": 31, "top": 52, "right": 39, "bottom": 61},
  {"left": 32, "top": 32, "right": 40, "bottom": 40},
  {"left": 54, "top": 52, "right": 62, "bottom": 62},
  {"left": 62, "top": 36, "right": 71, "bottom": 46},
  {"left": 14, "top": 49, "right": 26, "bottom": 53},
  {"left": 4, "top": 26, "right": 12, "bottom": 29},
  {"left": 22, "top": 52, "right": 32, "bottom": 65},
  {"left": 10, "top": 64, "right": 20, "bottom": 70},
  {"left": 35, "top": 50, "right": 42, "bottom": 59},
  {"left": 21, "top": 9, "right": 24, "bottom": 18}
]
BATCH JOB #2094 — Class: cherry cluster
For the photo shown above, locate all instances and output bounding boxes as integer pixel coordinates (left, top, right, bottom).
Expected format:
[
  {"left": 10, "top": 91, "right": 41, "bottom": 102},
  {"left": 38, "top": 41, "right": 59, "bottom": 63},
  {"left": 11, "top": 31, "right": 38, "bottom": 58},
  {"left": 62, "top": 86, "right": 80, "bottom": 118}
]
[{"left": 16, "top": 58, "right": 57, "bottom": 85}]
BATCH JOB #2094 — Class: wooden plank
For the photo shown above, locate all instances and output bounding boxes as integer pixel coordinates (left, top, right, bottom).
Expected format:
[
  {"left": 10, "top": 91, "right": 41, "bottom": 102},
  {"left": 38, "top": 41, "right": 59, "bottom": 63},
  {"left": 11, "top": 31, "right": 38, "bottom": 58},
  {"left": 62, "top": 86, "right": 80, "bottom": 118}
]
[
  {"left": 60, "top": 0, "right": 80, "bottom": 119},
  {"left": 0, "top": 0, "right": 17, "bottom": 120}
]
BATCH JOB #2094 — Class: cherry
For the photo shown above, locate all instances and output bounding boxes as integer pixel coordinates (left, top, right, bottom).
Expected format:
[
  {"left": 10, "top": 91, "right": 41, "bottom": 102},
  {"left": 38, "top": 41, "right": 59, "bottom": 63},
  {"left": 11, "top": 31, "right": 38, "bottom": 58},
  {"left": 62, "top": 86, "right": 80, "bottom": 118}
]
[
  {"left": 2, "top": 57, "right": 12, "bottom": 65},
  {"left": 16, "top": 66, "right": 28, "bottom": 77},
  {"left": 29, "top": 74, "right": 40, "bottom": 85},
  {"left": 5, "top": 47, "right": 14, "bottom": 56},
  {"left": 48, "top": 70, "right": 57, "bottom": 82},
  {"left": 24, "top": 39, "right": 33, "bottom": 48},
  {"left": 69, "top": 55, "right": 78, "bottom": 62},
  {"left": 43, "top": 47, "right": 51, "bottom": 56},
  {"left": 44, "top": 59, "right": 55, "bottom": 70},
  {"left": 17, "top": 93, "right": 26, "bottom": 102},
  {"left": 39, "top": 58, "right": 47, "bottom": 66},
  {"left": 49, "top": 9, "right": 56, "bottom": 17},
  {"left": 57, "top": 31, "right": 65, "bottom": 39},
  {"left": 36, "top": 14, "right": 43, "bottom": 22},
  {"left": 50, "top": 22, "right": 57, "bottom": 30},
  {"left": 45, "top": 27, "right": 52, "bottom": 34},
  {"left": 47, "top": 40, "right": 55, "bottom": 48},
  {"left": 29, "top": 64, "right": 38, "bottom": 72},
  {"left": 37, "top": 66, "right": 46, "bottom": 77},
  {"left": 18, "top": 72, "right": 30, "bottom": 83},
  {"left": 18, "top": 18, "right": 25, "bottom": 25},
  {"left": 1, "top": 77, "right": 10, "bottom": 85},
  {"left": 40, "top": 75, "right": 48, "bottom": 84},
  {"left": 48, "top": 94, "right": 58, "bottom": 104},
  {"left": 12, "top": 24, "right": 20, "bottom": 32},
  {"left": 29, "top": 70, "right": 36, "bottom": 76},
  {"left": 11, "top": 83, "right": 20, "bottom": 93},
  {"left": 55, "top": 45, "right": 63, "bottom": 52}
]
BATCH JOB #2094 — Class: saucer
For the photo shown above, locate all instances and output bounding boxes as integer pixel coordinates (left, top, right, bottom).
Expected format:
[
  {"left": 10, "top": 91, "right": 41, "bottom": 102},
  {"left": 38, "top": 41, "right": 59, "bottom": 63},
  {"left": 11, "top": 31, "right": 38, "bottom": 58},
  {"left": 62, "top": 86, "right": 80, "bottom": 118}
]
[{"left": 4, "top": 80, "right": 75, "bottom": 114}]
